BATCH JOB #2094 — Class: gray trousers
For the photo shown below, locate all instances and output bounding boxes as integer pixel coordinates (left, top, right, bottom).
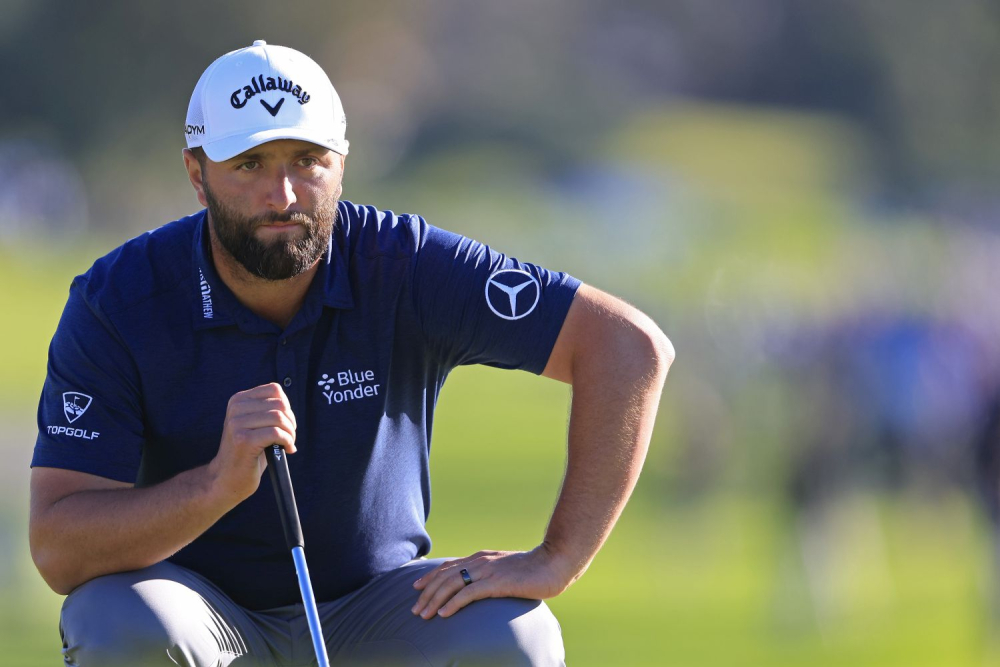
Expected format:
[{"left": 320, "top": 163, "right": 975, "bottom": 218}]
[{"left": 59, "top": 558, "right": 565, "bottom": 666}]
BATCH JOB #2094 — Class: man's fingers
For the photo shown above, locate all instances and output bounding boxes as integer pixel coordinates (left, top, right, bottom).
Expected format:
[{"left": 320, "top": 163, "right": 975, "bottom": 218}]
[
  {"left": 225, "top": 383, "right": 299, "bottom": 455},
  {"left": 229, "top": 410, "right": 297, "bottom": 440},
  {"left": 437, "top": 583, "right": 487, "bottom": 618},
  {"left": 228, "top": 383, "right": 297, "bottom": 430},
  {"left": 413, "top": 551, "right": 495, "bottom": 590},
  {"left": 228, "top": 397, "right": 298, "bottom": 430},
  {"left": 413, "top": 558, "right": 472, "bottom": 591},
  {"left": 411, "top": 557, "right": 498, "bottom": 619},
  {"left": 412, "top": 562, "right": 455, "bottom": 612},
  {"left": 412, "top": 569, "right": 471, "bottom": 619},
  {"left": 228, "top": 426, "right": 295, "bottom": 455},
  {"left": 257, "top": 427, "right": 297, "bottom": 454}
]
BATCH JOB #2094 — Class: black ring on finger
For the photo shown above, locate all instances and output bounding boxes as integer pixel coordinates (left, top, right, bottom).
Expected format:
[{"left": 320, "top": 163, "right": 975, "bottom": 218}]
[{"left": 460, "top": 568, "right": 473, "bottom": 586}]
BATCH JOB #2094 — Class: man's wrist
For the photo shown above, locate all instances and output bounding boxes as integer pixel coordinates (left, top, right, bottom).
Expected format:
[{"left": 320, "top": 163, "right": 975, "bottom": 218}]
[
  {"left": 535, "top": 540, "right": 589, "bottom": 589},
  {"left": 192, "top": 462, "right": 241, "bottom": 515}
]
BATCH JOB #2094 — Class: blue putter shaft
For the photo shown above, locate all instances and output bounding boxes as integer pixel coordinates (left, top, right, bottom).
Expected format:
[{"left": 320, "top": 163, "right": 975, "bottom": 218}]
[
  {"left": 291, "top": 546, "right": 330, "bottom": 667},
  {"left": 265, "top": 444, "right": 331, "bottom": 667}
]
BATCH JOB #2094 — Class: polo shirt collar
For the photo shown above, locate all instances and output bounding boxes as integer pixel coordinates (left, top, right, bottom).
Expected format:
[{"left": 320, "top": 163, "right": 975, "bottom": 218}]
[
  {"left": 190, "top": 209, "right": 354, "bottom": 334},
  {"left": 320, "top": 215, "right": 355, "bottom": 311}
]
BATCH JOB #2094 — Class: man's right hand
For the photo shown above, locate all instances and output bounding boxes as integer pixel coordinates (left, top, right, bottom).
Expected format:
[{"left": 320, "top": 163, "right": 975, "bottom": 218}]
[{"left": 208, "top": 383, "right": 298, "bottom": 505}]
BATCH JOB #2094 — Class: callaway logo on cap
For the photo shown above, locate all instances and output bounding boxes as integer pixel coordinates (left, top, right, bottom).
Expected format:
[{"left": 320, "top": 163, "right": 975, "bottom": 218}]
[{"left": 184, "top": 40, "right": 349, "bottom": 162}]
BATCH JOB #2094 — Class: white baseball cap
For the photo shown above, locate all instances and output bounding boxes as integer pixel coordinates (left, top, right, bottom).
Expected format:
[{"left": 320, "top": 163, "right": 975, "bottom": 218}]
[{"left": 185, "top": 40, "right": 349, "bottom": 162}]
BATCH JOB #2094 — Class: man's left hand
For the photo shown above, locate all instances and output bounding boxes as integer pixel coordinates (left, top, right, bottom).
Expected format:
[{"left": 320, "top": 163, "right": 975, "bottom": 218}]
[{"left": 411, "top": 546, "right": 576, "bottom": 619}]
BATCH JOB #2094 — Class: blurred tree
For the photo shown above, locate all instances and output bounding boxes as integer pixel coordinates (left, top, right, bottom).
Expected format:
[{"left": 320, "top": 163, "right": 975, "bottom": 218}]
[{"left": 4, "top": 0, "right": 1000, "bottom": 226}]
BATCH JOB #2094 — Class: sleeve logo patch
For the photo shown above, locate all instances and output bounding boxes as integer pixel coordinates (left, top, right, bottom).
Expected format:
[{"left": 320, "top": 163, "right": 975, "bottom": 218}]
[
  {"left": 62, "top": 392, "right": 93, "bottom": 423},
  {"left": 485, "top": 269, "right": 540, "bottom": 321}
]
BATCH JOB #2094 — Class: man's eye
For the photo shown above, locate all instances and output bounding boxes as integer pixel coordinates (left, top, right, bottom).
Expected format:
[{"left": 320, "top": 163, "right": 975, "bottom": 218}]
[
  {"left": 237, "top": 161, "right": 259, "bottom": 171},
  {"left": 298, "top": 157, "right": 318, "bottom": 167}
]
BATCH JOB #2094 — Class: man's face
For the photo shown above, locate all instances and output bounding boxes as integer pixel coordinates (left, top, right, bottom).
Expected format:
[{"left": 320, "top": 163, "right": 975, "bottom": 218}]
[{"left": 196, "top": 139, "right": 345, "bottom": 281}]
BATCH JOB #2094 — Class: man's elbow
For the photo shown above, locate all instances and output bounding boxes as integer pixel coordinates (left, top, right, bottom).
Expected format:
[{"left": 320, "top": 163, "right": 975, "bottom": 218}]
[
  {"left": 556, "top": 286, "right": 674, "bottom": 386},
  {"left": 649, "top": 325, "right": 675, "bottom": 381},
  {"left": 621, "top": 310, "right": 674, "bottom": 386},
  {"left": 30, "top": 522, "right": 81, "bottom": 595},
  {"left": 31, "top": 549, "right": 75, "bottom": 595}
]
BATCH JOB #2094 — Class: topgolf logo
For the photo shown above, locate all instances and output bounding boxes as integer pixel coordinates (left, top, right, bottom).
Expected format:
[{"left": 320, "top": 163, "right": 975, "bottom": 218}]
[
  {"left": 63, "top": 392, "right": 92, "bottom": 423},
  {"left": 49, "top": 391, "right": 100, "bottom": 440}
]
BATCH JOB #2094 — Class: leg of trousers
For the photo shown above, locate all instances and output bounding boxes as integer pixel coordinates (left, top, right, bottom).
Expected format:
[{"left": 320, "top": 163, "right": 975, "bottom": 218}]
[{"left": 59, "top": 558, "right": 565, "bottom": 667}]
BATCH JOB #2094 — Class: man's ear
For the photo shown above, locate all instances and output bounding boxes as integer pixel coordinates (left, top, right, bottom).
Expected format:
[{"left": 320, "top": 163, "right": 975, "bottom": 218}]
[{"left": 182, "top": 148, "right": 209, "bottom": 208}]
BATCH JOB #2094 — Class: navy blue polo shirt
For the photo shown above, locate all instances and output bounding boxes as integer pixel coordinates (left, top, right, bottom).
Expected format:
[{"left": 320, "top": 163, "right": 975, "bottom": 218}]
[{"left": 32, "top": 201, "right": 580, "bottom": 610}]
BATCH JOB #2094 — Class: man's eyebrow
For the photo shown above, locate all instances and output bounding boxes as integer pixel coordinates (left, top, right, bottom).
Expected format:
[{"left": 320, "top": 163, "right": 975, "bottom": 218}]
[
  {"left": 229, "top": 147, "right": 327, "bottom": 162},
  {"left": 230, "top": 151, "right": 266, "bottom": 162},
  {"left": 291, "top": 146, "right": 332, "bottom": 159}
]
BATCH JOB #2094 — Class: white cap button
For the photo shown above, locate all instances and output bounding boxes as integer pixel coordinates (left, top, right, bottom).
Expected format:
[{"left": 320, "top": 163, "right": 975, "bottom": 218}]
[{"left": 252, "top": 40, "right": 266, "bottom": 46}]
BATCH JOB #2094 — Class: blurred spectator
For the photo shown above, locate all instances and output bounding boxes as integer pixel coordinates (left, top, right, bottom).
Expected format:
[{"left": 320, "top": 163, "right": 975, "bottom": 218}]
[{"left": 0, "top": 139, "right": 88, "bottom": 241}]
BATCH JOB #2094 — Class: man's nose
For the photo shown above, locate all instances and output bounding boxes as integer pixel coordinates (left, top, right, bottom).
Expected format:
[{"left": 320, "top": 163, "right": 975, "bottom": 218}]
[{"left": 265, "top": 170, "right": 297, "bottom": 210}]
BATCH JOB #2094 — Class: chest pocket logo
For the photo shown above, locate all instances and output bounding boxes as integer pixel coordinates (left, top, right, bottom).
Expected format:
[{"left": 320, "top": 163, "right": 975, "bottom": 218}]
[{"left": 318, "top": 369, "right": 381, "bottom": 405}]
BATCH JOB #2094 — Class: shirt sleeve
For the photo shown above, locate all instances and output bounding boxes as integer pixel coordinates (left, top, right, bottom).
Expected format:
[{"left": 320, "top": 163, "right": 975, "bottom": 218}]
[
  {"left": 31, "top": 277, "right": 145, "bottom": 483},
  {"left": 410, "top": 220, "right": 581, "bottom": 373}
]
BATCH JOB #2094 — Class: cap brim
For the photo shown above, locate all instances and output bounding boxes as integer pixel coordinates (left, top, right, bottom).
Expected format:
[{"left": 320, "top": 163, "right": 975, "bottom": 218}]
[{"left": 200, "top": 128, "right": 349, "bottom": 162}]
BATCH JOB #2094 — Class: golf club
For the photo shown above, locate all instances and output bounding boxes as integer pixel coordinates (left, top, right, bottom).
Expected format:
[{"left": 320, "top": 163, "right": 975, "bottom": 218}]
[{"left": 265, "top": 443, "right": 331, "bottom": 667}]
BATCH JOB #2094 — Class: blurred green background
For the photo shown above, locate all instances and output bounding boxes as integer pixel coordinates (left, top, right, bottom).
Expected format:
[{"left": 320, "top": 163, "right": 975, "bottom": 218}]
[{"left": 4, "top": 0, "right": 1000, "bottom": 664}]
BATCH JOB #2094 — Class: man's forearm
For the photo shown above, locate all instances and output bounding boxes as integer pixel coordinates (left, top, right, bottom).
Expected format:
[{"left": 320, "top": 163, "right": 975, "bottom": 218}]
[
  {"left": 29, "top": 465, "right": 233, "bottom": 594},
  {"left": 541, "top": 310, "right": 672, "bottom": 585}
]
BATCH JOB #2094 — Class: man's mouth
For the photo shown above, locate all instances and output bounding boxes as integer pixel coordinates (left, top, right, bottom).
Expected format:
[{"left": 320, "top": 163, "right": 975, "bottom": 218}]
[{"left": 258, "top": 219, "right": 305, "bottom": 230}]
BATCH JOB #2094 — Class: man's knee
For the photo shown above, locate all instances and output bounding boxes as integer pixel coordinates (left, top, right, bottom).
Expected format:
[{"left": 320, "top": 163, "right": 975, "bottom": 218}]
[
  {"left": 498, "top": 599, "right": 564, "bottom": 666},
  {"left": 60, "top": 565, "right": 240, "bottom": 666},
  {"left": 61, "top": 571, "right": 174, "bottom": 666},
  {"left": 445, "top": 598, "right": 565, "bottom": 667}
]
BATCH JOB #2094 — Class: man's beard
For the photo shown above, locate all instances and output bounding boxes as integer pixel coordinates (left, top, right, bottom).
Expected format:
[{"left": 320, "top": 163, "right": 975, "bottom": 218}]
[{"left": 204, "top": 183, "right": 339, "bottom": 281}]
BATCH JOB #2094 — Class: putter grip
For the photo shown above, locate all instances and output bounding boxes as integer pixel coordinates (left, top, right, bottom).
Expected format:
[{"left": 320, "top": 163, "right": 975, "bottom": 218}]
[{"left": 265, "top": 444, "right": 305, "bottom": 549}]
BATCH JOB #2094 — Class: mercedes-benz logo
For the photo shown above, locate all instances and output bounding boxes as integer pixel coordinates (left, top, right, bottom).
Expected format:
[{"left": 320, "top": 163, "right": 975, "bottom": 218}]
[{"left": 485, "top": 269, "right": 541, "bottom": 320}]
